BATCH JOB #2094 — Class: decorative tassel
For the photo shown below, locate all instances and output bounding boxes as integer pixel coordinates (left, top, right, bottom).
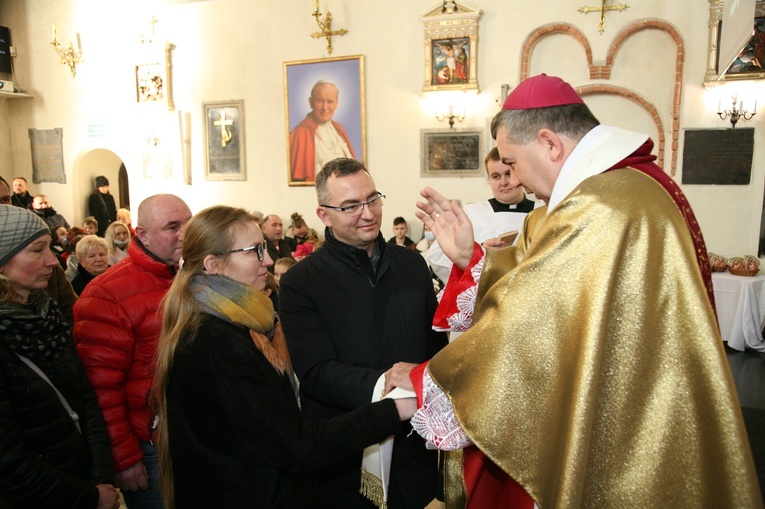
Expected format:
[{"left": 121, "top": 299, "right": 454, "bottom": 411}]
[{"left": 360, "top": 467, "right": 387, "bottom": 509}]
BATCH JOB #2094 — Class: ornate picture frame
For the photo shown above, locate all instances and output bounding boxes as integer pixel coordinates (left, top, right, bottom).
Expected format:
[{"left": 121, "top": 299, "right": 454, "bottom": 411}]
[
  {"left": 203, "top": 100, "right": 246, "bottom": 181},
  {"left": 420, "top": 128, "right": 484, "bottom": 177},
  {"left": 283, "top": 55, "right": 366, "bottom": 186},
  {"left": 421, "top": 1, "right": 482, "bottom": 92},
  {"left": 704, "top": 0, "right": 765, "bottom": 84},
  {"left": 135, "top": 39, "right": 175, "bottom": 111}
]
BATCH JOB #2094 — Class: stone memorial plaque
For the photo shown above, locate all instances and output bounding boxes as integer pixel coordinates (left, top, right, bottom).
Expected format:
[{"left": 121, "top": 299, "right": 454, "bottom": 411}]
[
  {"left": 682, "top": 128, "right": 754, "bottom": 185},
  {"left": 29, "top": 128, "right": 66, "bottom": 183}
]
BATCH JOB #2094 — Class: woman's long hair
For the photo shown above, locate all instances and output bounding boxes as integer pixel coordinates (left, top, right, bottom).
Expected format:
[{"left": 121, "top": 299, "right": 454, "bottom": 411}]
[{"left": 154, "top": 205, "right": 260, "bottom": 509}]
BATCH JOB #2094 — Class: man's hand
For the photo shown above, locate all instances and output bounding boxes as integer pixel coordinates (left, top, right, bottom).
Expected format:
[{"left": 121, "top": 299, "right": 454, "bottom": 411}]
[
  {"left": 384, "top": 362, "right": 418, "bottom": 395},
  {"left": 415, "top": 187, "right": 475, "bottom": 270},
  {"left": 115, "top": 461, "right": 148, "bottom": 492},
  {"left": 95, "top": 484, "right": 120, "bottom": 509}
]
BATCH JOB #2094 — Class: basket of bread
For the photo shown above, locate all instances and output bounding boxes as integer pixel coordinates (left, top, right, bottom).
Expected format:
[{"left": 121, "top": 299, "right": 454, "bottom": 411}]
[
  {"left": 727, "top": 255, "right": 760, "bottom": 277},
  {"left": 708, "top": 253, "right": 728, "bottom": 272}
]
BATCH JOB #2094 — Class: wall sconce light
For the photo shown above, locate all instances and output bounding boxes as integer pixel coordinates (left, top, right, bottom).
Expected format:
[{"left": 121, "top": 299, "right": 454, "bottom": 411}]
[
  {"left": 717, "top": 94, "right": 757, "bottom": 128},
  {"left": 311, "top": 1, "right": 348, "bottom": 56},
  {"left": 436, "top": 102, "right": 466, "bottom": 129},
  {"left": 51, "top": 24, "right": 84, "bottom": 78}
]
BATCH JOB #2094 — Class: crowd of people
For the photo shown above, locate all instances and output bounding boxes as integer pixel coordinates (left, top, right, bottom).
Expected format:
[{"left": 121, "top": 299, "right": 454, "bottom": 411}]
[{"left": 0, "top": 74, "right": 762, "bottom": 509}]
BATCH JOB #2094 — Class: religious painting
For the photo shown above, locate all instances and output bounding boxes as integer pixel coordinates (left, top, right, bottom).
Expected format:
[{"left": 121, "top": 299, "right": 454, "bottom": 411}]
[
  {"left": 420, "top": 128, "right": 484, "bottom": 177},
  {"left": 203, "top": 100, "right": 246, "bottom": 181},
  {"left": 723, "top": 17, "right": 765, "bottom": 78},
  {"left": 283, "top": 54, "right": 366, "bottom": 187},
  {"left": 421, "top": 1, "right": 482, "bottom": 92},
  {"left": 704, "top": 0, "right": 765, "bottom": 84},
  {"left": 431, "top": 37, "right": 471, "bottom": 86},
  {"left": 135, "top": 40, "right": 175, "bottom": 111}
]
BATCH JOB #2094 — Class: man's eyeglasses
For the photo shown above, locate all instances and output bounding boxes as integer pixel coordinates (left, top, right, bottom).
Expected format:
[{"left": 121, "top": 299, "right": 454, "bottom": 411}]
[
  {"left": 320, "top": 192, "right": 386, "bottom": 216},
  {"left": 220, "top": 240, "right": 267, "bottom": 261}
]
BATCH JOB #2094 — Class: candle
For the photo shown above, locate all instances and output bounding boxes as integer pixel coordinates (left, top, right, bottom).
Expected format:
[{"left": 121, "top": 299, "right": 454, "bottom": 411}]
[
  {"left": 52, "top": 24, "right": 57, "bottom": 43},
  {"left": 314, "top": 0, "right": 319, "bottom": 12},
  {"left": 717, "top": 98, "right": 721, "bottom": 113},
  {"left": 76, "top": 33, "right": 82, "bottom": 52}
]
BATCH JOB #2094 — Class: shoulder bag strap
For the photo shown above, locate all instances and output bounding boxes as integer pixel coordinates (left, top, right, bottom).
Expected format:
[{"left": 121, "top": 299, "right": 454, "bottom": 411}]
[{"left": 14, "top": 353, "right": 81, "bottom": 433}]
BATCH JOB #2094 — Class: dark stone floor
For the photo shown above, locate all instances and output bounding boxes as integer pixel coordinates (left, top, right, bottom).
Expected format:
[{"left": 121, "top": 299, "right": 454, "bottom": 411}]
[{"left": 725, "top": 345, "right": 765, "bottom": 499}]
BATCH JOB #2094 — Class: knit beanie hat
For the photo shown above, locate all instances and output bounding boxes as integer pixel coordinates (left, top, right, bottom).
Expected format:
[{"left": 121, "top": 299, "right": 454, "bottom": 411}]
[
  {"left": 95, "top": 175, "right": 109, "bottom": 187},
  {"left": 0, "top": 205, "right": 51, "bottom": 266}
]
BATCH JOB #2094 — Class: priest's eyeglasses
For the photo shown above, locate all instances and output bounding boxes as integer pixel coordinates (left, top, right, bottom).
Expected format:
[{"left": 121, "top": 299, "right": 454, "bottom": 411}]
[
  {"left": 221, "top": 240, "right": 268, "bottom": 261},
  {"left": 321, "top": 192, "right": 386, "bottom": 216}
]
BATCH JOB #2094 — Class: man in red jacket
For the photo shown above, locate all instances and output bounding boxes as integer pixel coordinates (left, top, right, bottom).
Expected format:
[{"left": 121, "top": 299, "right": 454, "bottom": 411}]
[{"left": 74, "top": 194, "right": 192, "bottom": 509}]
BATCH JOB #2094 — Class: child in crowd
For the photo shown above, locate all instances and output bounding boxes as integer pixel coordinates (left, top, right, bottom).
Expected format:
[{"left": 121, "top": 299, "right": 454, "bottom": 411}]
[
  {"left": 387, "top": 216, "right": 416, "bottom": 249},
  {"left": 83, "top": 216, "right": 98, "bottom": 236},
  {"left": 273, "top": 258, "right": 296, "bottom": 285},
  {"left": 262, "top": 272, "right": 280, "bottom": 311}
]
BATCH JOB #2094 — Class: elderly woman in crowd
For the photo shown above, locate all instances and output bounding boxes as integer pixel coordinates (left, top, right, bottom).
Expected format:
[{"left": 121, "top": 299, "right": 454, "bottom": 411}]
[
  {"left": 104, "top": 221, "right": 130, "bottom": 266},
  {"left": 154, "top": 205, "right": 415, "bottom": 508},
  {"left": 0, "top": 205, "right": 119, "bottom": 509},
  {"left": 71, "top": 235, "right": 110, "bottom": 295}
]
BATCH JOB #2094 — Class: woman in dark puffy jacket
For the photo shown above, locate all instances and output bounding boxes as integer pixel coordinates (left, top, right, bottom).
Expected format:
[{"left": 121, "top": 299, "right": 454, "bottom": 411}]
[{"left": 0, "top": 205, "right": 119, "bottom": 509}]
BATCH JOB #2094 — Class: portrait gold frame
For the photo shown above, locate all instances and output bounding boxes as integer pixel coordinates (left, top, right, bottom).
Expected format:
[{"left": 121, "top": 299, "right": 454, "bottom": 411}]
[
  {"left": 421, "top": 1, "right": 482, "bottom": 92},
  {"left": 283, "top": 55, "right": 366, "bottom": 187},
  {"left": 704, "top": 0, "right": 765, "bottom": 85}
]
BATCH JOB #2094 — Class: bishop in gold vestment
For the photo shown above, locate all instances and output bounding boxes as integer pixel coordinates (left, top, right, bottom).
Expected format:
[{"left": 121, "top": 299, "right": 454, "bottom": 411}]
[{"left": 405, "top": 75, "right": 762, "bottom": 508}]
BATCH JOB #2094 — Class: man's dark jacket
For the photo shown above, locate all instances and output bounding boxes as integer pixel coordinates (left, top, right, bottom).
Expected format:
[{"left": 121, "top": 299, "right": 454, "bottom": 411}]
[
  {"left": 265, "top": 237, "right": 295, "bottom": 272},
  {"left": 279, "top": 229, "right": 447, "bottom": 509},
  {"left": 11, "top": 191, "right": 33, "bottom": 209}
]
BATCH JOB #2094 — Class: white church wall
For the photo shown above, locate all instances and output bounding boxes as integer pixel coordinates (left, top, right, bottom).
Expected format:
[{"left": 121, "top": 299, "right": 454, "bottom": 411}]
[{"left": 0, "top": 0, "right": 762, "bottom": 257}]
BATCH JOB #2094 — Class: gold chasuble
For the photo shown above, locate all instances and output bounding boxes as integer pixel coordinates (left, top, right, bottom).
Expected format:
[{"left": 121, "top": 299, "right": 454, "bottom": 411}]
[{"left": 428, "top": 168, "right": 762, "bottom": 507}]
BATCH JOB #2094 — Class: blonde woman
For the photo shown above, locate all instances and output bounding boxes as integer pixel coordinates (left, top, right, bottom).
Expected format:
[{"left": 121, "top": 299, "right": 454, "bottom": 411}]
[
  {"left": 104, "top": 221, "right": 130, "bottom": 266},
  {"left": 116, "top": 208, "right": 135, "bottom": 237},
  {"left": 154, "top": 206, "right": 415, "bottom": 508},
  {"left": 71, "top": 235, "right": 110, "bottom": 295}
]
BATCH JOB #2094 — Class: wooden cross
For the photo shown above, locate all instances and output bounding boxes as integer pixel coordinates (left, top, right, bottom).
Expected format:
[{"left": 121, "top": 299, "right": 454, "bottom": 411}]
[
  {"left": 213, "top": 112, "right": 234, "bottom": 147},
  {"left": 578, "top": 0, "right": 629, "bottom": 34}
]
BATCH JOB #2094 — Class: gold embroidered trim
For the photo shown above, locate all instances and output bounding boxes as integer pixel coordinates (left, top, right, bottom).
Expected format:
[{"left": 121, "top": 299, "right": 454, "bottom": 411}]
[{"left": 360, "top": 467, "right": 387, "bottom": 509}]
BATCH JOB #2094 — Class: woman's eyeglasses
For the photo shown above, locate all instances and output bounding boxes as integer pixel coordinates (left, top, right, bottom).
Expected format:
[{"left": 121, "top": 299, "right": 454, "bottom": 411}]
[
  {"left": 320, "top": 192, "right": 386, "bottom": 216},
  {"left": 221, "top": 240, "right": 268, "bottom": 261}
]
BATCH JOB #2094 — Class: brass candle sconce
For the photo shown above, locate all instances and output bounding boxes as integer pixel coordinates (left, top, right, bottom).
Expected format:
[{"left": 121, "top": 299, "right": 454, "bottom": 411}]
[
  {"left": 311, "top": 1, "right": 348, "bottom": 56},
  {"left": 51, "top": 24, "right": 84, "bottom": 78}
]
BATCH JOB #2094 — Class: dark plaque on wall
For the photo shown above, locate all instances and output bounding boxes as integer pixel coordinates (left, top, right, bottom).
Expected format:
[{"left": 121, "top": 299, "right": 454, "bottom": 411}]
[
  {"left": 420, "top": 128, "right": 484, "bottom": 177},
  {"left": 682, "top": 128, "right": 754, "bottom": 185}
]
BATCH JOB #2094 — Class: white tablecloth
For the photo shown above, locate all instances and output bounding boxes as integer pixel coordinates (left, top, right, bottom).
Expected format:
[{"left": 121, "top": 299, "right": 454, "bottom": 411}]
[{"left": 712, "top": 271, "right": 765, "bottom": 352}]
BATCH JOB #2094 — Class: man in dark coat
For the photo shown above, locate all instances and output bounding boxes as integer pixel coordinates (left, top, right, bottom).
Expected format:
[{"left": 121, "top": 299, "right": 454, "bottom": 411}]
[
  {"left": 30, "top": 194, "right": 70, "bottom": 232},
  {"left": 262, "top": 214, "right": 295, "bottom": 272},
  {"left": 11, "top": 177, "right": 33, "bottom": 209},
  {"left": 279, "top": 158, "right": 447, "bottom": 509}
]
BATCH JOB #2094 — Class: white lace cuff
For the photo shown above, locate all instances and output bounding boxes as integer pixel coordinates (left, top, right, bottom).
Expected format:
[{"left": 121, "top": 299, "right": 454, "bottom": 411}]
[{"left": 411, "top": 369, "right": 473, "bottom": 451}]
